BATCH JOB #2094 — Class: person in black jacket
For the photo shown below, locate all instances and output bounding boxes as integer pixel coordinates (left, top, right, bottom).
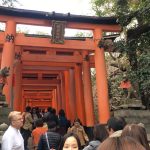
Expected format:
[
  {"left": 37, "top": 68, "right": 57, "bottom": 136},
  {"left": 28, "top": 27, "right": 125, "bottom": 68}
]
[
  {"left": 57, "top": 109, "right": 70, "bottom": 136},
  {"left": 38, "top": 121, "right": 61, "bottom": 150}
]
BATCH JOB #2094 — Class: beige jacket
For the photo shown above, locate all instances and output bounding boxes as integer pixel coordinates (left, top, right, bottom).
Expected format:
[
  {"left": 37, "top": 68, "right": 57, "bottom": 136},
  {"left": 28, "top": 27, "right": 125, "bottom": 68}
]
[
  {"left": 68, "top": 125, "right": 89, "bottom": 146},
  {"left": 23, "top": 112, "right": 33, "bottom": 131}
]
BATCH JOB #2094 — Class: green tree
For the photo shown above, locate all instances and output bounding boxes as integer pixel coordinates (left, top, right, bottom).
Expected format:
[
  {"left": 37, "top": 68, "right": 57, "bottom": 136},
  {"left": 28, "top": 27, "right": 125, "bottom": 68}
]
[
  {"left": 91, "top": 0, "right": 116, "bottom": 16},
  {"left": 92, "top": 0, "right": 150, "bottom": 108}
]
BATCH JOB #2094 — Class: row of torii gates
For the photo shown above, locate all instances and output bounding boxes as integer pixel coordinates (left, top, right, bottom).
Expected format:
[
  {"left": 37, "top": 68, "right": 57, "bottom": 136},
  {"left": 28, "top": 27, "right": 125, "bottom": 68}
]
[{"left": 0, "top": 6, "right": 120, "bottom": 126}]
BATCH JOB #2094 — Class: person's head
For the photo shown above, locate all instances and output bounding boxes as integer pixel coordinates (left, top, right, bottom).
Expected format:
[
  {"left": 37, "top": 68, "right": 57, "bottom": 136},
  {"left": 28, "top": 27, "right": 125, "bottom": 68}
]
[
  {"left": 73, "top": 118, "right": 81, "bottom": 127},
  {"left": 93, "top": 124, "right": 109, "bottom": 142},
  {"left": 47, "top": 121, "right": 57, "bottom": 131},
  {"left": 51, "top": 108, "right": 56, "bottom": 115},
  {"left": 35, "top": 118, "right": 43, "bottom": 127},
  {"left": 59, "top": 109, "right": 65, "bottom": 117},
  {"left": 42, "top": 109, "right": 45, "bottom": 113},
  {"left": 121, "top": 124, "right": 150, "bottom": 150},
  {"left": 59, "top": 132, "right": 81, "bottom": 150},
  {"left": 32, "top": 108, "right": 36, "bottom": 114},
  {"left": 107, "top": 117, "right": 126, "bottom": 135},
  {"left": 47, "top": 107, "right": 52, "bottom": 112},
  {"left": 25, "top": 106, "right": 31, "bottom": 112},
  {"left": 8, "top": 111, "right": 24, "bottom": 129},
  {"left": 97, "top": 136, "right": 146, "bottom": 150}
]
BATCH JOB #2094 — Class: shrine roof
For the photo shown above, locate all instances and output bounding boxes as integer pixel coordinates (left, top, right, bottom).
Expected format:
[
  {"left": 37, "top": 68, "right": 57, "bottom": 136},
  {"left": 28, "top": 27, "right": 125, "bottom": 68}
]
[{"left": 0, "top": 6, "right": 118, "bottom": 25}]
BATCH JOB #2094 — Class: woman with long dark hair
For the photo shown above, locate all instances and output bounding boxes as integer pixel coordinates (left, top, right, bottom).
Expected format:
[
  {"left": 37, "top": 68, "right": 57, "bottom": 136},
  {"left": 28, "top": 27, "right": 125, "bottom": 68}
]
[{"left": 59, "top": 132, "right": 81, "bottom": 150}]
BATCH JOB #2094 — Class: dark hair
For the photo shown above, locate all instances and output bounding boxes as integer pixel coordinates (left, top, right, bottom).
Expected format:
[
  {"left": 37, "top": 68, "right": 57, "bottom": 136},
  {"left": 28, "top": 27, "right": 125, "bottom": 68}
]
[
  {"left": 35, "top": 118, "right": 43, "bottom": 127},
  {"left": 59, "top": 109, "right": 65, "bottom": 117},
  {"left": 73, "top": 118, "right": 82, "bottom": 125},
  {"left": 47, "top": 121, "right": 57, "bottom": 130},
  {"left": 97, "top": 136, "right": 146, "bottom": 150},
  {"left": 59, "top": 132, "right": 81, "bottom": 150},
  {"left": 47, "top": 107, "right": 52, "bottom": 112},
  {"left": 121, "top": 124, "right": 150, "bottom": 150},
  {"left": 51, "top": 108, "right": 56, "bottom": 115},
  {"left": 107, "top": 117, "right": 126, "bottom": 132},
  {"left": 93, "top": 124, "right": 109, "bottom": 142},
  {"left": 25, "top": 106, "right": 31, "bottom": 112}
]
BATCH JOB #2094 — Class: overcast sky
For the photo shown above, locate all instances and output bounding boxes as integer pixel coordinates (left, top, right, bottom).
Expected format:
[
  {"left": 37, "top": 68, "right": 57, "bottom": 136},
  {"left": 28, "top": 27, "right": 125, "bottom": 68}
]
[
  {"left": 14, "top": 0, "right": 95, "bottom": 36},
  {"left": 17, "top": 0, "right": 94, "bottom": 16}
]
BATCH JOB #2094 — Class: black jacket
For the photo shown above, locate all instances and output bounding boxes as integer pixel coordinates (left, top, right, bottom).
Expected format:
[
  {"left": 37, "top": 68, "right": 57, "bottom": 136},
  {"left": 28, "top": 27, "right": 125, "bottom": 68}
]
[{"left": 38, "top": 131, "right": 61, "bottom": 150}]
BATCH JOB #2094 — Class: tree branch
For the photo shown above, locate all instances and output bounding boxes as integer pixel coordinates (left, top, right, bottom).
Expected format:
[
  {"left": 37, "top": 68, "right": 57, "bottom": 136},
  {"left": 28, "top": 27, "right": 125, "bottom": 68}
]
[{"left": 127, "top": 24, "right": 150, "bottom": 39}]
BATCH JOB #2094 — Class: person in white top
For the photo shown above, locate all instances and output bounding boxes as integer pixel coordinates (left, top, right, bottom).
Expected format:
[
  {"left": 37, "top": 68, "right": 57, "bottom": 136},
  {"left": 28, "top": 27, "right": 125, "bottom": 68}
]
[{"left": 2, "top": 111, "right": 24, "bottom": 150}]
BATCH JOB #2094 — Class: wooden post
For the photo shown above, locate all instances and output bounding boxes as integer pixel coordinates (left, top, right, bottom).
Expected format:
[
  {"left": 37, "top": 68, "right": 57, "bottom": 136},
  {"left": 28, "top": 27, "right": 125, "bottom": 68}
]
[
  {"left": 75, "top": 63, "right": 85, "bottom": 125},
  {"left": 93, "top": 28, "right": 110, "bottom": 124},
  {"left": 69, "top": 69, "right": 76, "bottom": 122},
  {"left": 57, "top": 84, "right": 61, "bottom": 113},
  {"left": 21, "top": 89, "right": 25, "bottom": 112},
  {"left": 1, "top": 20, "right": 16, "bottom": 106},
  {"left": 82, "top": 51, "right": 94, "bottom": 127},
  {"left": 52, "top": 89, "right": 57, "bottom": 110},
  {"left": 13, "top": 47, "right": 22, "bottom": 111},
  {"left": 64, "top": 71, "right": 71, "bottom": 121},
  {"left": 60, "top": 72, "right": 66, "bottom": 111}
]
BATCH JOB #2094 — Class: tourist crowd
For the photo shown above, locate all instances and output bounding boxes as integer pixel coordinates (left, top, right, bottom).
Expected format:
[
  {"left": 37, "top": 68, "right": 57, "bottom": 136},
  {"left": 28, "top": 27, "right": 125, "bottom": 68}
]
[{"left": 1, "top": 106, "right": 150, "bottom": 150}]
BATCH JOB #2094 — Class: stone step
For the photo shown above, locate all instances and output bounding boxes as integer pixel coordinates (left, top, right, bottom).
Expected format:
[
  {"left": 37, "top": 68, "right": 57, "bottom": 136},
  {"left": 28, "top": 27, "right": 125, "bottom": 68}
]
[
  {"left": 0, "top": 107, "right": 12, "bottom": 124},
  {"left": 114, "top": 110, "right": 150, "bottom": 117},
  {"left": 125, "top": 117, "right": 150, "bottom": 124},
  {"left": 119, "top": 104, "right": 146, "bottom": 110},
  {"left": 114, "top": 109, "right": 150, "bottom": 134},
  {"left": 0, "top": 95, "right": 8, "bottom": 107},
  {"left": 145, "top": 125, "right": 150, "bottom": 134}
]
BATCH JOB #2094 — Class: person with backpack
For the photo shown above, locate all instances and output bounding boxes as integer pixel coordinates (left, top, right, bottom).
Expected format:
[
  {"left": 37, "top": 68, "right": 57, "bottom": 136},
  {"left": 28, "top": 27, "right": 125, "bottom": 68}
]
[{"left": 38, "top": 121, "right": 61, "bottom": 150}]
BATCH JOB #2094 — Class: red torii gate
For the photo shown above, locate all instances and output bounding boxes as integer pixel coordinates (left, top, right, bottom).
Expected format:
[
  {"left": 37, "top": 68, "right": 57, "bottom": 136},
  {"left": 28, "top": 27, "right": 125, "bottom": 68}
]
[{"left": 0, "top": 6, "right": 120, "bottom": 126}]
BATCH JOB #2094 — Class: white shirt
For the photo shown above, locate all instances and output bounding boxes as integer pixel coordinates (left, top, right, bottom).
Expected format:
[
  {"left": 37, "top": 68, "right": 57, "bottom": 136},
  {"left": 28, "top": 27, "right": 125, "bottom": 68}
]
[{"left": 2, "top": 125, "right": 24, "bottom": 150}]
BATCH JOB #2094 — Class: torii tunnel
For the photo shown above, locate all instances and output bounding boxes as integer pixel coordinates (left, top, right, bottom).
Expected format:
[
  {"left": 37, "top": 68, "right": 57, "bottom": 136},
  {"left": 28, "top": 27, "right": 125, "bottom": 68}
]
[{"left": 0, "top": 6, "right": 120, "bottom": 126}]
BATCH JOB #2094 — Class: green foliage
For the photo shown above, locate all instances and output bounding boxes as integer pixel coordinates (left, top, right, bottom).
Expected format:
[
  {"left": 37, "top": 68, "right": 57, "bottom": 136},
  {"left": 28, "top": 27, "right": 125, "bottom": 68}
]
[
  {"left": 0, "top": 67, "right": 10, "bottom": 77},
  {"left": 0, "top": 0, "right": 18, "bottom": 7},
  {"left": 91, "top": 69, "right": 96, "bottom": 86},
  {"left": 91, "top": 0, "right": 116, "bottom": 16},
  {"left": 91, "top": 0, "right": 150, "bottom": 106},
  {"left": 137, "top": 52, "right": 150, "bottom": 94},
  {"left": 75, "top": 31, "right": 92, "bottom": 37},
  {"left": 116, "top": 0, "right": 150, "bottom": 27}
]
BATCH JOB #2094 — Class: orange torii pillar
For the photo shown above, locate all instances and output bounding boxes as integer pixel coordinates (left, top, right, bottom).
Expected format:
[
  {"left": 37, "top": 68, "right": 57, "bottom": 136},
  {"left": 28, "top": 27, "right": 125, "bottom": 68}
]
[
  {"left": 52, "top": 89, "right": 58, "bottom": 110},
  {"left": 94, "top": 28, "right": 110, "bottom": 124},
  {"left": 64, "top": 70, "right": 71, "bottom": 121},
  {"left": 27, "top": 99, "right": 32, "bottom": 107},
  {"left": 60, "top": 72, "right": 66, "bottom": 111},
  {"left": 68, "top": 68, "right": 77, "bottom": 122},
  {"left": 1, "top": 20, "right": 16, "bottom": 106},
  {"left": 82, "top": 51, "right": 94, "bottom": 127},
  {"left": 56, "top": 84, "right": 62, "bottom": 113},
  {"left": 52, "top": 90, "right": 55, "bottom": 108},
  {"left": 21, "top": 89, "right": 25, "bottom": 112},
  {"left": 13, "top": 47, "right": 22, "bottom": 111},
  {"left": 75, "top": 63, "right": 86, "bottom": 125}
]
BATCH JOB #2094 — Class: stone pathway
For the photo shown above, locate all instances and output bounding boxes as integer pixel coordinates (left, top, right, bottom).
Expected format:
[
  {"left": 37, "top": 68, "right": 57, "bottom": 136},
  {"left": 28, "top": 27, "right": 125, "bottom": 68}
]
[{"left": 28, "top": 137, "right": 33, "bottom": 150}]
